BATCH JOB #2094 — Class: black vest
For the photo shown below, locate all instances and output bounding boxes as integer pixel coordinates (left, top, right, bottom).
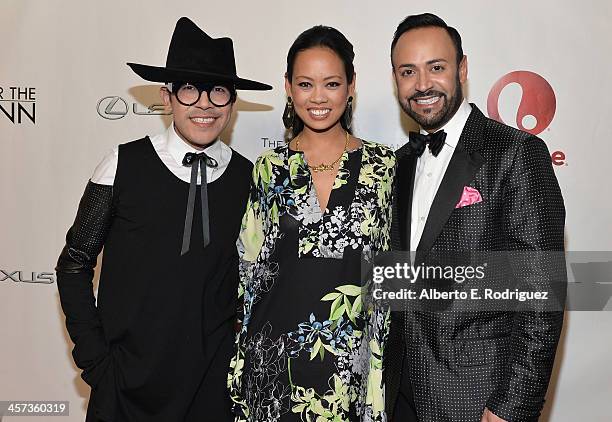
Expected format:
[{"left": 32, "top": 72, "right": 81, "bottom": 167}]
[{"left": 93, "top": 137, "right": 251, "bottom": 421}]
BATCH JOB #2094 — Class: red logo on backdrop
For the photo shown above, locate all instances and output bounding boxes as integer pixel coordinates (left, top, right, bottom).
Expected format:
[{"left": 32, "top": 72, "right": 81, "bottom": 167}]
[
  {"left": 487, "top": 71, "right": 556, "bottom": 135},
  {"left": 487, "top": 71, "right": 565, "bottom": 166}
]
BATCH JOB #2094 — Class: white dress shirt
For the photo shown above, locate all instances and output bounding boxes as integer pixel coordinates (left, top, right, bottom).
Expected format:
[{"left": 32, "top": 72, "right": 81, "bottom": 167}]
[
  {"left": 91, "top": 124, "right": 233, "bottom": 185},
  {"left": 410, "top": 100, "right": 472, "bottom": 250}
]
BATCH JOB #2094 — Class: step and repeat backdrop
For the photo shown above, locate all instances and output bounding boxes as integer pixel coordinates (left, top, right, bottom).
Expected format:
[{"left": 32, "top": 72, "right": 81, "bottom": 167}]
[{"left": 1, "top": 1, "right": 611, "bottom": 420}]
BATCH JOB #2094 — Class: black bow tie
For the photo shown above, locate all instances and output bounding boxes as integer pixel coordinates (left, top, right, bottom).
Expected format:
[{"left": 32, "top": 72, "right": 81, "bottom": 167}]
[
  {"left": 181, "top": 151, "right": 218, "bottom": 255},
  {"left": 409, "top": 130, "right": 447, "bottom": 157}
]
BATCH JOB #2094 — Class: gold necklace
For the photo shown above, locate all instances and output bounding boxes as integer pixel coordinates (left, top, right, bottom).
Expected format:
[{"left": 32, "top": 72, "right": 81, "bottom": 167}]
[{"left": 294, "top": 131, "right": 349, "bottom": 173}]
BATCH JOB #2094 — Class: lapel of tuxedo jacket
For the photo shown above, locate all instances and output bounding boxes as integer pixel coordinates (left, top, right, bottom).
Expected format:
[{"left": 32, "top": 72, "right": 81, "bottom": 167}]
[
  {"left": 394, "top": 142, "right": 418, "bottom": 251},
  {"left": 416, "top": 104, "right": 487, "bottom": 256}
]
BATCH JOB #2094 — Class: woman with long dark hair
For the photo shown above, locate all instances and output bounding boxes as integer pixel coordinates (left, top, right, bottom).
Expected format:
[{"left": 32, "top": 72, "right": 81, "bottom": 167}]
[{"left": 228, "top": 26, "right": 394, "bottom": 421}]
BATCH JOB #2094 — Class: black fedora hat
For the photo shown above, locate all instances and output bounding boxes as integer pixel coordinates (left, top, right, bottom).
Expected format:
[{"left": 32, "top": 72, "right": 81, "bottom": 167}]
[{"left": 127, "top": 17, "right": 272, "bottom": 91}]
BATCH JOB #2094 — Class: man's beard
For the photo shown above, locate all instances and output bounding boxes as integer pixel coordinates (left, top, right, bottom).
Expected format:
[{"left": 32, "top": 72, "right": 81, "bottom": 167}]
[{"left": 400, "top": 73, "right": 463, "bottom": 131}]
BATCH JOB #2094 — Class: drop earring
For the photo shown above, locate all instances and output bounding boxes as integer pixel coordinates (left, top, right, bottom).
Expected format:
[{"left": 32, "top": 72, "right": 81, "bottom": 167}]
[{"left": 282, "top": 97, "right": 294, "bottom": 129}]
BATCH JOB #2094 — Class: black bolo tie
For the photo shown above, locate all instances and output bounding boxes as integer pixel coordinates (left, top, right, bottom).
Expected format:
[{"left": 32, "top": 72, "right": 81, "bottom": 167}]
[
  {"left": 408, "top": 130, "right": 447, "bottom": 157},
  {"left": 181, "top": 151, "right": 218, "bottom": 255}
]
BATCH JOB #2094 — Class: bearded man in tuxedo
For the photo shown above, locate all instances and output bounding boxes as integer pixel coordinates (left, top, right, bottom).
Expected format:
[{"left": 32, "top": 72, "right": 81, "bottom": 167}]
[{"left": 384, "top": 13, "right": 566, "bottom": 422}]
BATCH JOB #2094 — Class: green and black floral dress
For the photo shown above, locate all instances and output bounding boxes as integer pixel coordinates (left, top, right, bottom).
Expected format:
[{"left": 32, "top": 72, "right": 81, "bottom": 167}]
[{"left": 228, "top": 140, "right": 395, "bottom": 421}]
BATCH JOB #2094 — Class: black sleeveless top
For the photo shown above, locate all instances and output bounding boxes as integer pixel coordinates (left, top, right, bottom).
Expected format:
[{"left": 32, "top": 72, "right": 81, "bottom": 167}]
[{"left": 94, "top": 137, "right": 251, "bottom": 421}]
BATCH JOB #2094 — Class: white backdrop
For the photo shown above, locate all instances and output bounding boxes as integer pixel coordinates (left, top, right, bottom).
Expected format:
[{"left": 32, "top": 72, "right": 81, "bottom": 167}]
[{"left": 1, "top": 1, "right": 611, "bottom": 420}]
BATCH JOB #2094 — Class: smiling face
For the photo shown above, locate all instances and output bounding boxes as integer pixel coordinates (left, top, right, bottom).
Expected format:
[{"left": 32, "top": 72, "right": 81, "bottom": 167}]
[
  {"left": 161, "top": 83, "right": 233, "bottom": 149},
  {"left": 285, "top": 46, "right": 355, "bottom": 134},
  {"left": 392, "top": 26, "right": 467, "bottom": 132}
]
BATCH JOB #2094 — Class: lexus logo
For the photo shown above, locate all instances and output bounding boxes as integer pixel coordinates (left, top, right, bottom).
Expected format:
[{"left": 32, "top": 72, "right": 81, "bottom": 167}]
[
  {"left": 97, "top": 96, "right": 171, "bottom": 120},
  {"left": 0, "top": 269, "right": 55, "bottom": 284},
  {"left": 487, "top": 71, "right": 556, "bottom": 135},
  {"left": 97, "top": 96, "right": 129, "bottom": 120}
]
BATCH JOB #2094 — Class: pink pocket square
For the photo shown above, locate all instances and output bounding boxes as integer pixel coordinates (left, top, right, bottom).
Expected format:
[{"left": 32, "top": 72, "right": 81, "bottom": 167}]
[{"left": 455, "top": 186, "right": 482, "bottom": 208}]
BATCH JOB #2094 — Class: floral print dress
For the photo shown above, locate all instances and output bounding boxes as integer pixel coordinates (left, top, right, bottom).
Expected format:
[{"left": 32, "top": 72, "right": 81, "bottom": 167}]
[{"left": 228, "top": 140, "right": 395, "bottom": 422}]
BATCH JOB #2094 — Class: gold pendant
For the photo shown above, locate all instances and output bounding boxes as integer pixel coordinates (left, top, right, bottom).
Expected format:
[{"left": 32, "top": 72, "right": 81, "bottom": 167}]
[
  {"left": 296, "top": 130, "right": 350, "bottom": 173},
  {"left": 310, "top": 163, "right": 335, "bottom": 173}
]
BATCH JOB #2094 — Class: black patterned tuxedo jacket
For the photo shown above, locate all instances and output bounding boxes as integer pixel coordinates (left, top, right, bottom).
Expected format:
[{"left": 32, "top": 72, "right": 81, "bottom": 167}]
[{"left": 385, "top": 105, "right": 566, "bottom": 422}]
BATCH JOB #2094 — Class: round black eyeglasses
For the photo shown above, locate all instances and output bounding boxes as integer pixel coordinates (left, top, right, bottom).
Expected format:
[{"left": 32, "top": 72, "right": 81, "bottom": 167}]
[{"left": 171, "top": 82, "right": 235, "bottom": 107}]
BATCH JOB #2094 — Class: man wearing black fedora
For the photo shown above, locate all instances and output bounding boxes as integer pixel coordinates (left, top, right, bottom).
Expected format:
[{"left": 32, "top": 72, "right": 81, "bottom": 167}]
[{"left": 56, "top": 17, "right": 271, "bottom": 421}]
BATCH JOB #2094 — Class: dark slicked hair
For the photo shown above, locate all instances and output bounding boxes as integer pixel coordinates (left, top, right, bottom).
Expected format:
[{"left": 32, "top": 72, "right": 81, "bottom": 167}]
[
  {"left": 286, "top": 25, "right": 355, "bottom": 84},
  {"left": 391, "top": 13, "right": 464, "bottom": 65}
]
